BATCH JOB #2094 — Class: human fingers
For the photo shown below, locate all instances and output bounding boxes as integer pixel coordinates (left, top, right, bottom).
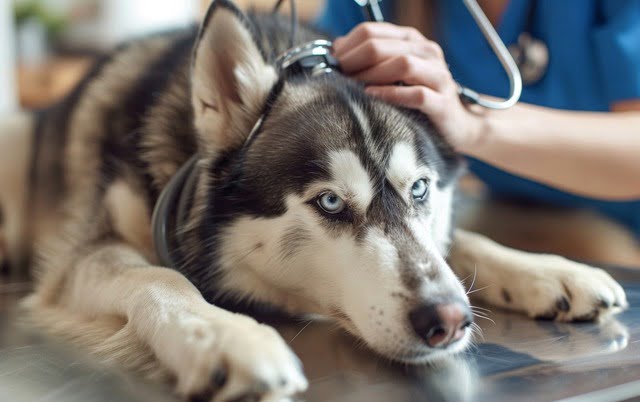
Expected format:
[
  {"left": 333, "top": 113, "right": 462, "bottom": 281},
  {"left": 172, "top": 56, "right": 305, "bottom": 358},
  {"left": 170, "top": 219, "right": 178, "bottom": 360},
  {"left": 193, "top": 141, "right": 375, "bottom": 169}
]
[
  {"left": 337, "top": 38, "right": 444, "bottom": 74},
  {"left": 365, "top": 85, "right": 446, "bottom": 117},
  {"left": 353, "top": 55, "right": 453, "bottom": 91},
  {"left": 333, "top": 22, "right": 426, "bottom": 57}
]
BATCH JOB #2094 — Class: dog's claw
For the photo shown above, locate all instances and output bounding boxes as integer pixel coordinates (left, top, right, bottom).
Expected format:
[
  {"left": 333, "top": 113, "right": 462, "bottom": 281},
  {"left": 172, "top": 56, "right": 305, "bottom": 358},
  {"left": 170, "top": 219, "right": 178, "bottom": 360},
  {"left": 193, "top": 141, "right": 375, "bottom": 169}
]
[
  {"left": 211, "top": 366, "right": 228, "bottom": 388},
  {"left": 556, "top": 297, "right": 571, "bottom": 312},
  {"left": 598, "top": 298, "right": 612, "bottom": 309}
]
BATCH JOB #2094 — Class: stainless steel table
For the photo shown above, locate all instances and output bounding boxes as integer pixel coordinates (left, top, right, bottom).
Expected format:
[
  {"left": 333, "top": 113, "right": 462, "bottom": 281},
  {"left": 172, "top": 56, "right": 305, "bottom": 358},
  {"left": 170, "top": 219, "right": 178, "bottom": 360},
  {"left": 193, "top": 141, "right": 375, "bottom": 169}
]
[{"left": 1, "top": 265, "right": 639, "bottom": 402}]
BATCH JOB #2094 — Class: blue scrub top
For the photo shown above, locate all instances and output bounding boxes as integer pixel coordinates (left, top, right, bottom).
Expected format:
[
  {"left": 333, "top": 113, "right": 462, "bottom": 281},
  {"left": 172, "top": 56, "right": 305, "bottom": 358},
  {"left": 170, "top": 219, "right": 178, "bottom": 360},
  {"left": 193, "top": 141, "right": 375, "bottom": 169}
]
[{"left": 317, "top": 0, "right": 640, "bottom": 237}]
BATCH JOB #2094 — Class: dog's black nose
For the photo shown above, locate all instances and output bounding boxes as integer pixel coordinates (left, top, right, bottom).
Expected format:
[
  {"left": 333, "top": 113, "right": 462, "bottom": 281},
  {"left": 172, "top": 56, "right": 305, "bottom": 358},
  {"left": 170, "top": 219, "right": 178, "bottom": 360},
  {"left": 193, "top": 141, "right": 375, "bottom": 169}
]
[{"left": 408, "top": 302, "right": 472, "bottom": 348}]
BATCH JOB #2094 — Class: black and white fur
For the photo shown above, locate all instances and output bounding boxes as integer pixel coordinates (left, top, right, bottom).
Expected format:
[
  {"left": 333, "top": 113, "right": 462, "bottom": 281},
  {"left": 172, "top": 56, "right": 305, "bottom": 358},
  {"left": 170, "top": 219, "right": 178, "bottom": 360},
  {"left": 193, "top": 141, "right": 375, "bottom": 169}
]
[{"left": 0, "top": 1, "right": 627, "bottom": 401}]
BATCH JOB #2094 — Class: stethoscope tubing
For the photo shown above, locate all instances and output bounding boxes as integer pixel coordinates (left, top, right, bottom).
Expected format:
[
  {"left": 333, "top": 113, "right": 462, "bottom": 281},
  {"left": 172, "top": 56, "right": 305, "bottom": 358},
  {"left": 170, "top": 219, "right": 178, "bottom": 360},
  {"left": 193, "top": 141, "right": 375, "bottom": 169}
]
[
  {"left": 357, "top": 0, "right": 522, "bottom": 110},
  {"left": 460, "top": 0, "right": 522, "bottom": 109}
]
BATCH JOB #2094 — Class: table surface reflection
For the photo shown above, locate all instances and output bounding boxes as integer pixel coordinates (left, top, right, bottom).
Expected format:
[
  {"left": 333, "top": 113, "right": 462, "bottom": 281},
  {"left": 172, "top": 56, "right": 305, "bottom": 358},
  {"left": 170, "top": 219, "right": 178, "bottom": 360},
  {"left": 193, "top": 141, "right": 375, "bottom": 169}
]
[{"left": 1, "top": 266, "right": 639, "bottom": 402}]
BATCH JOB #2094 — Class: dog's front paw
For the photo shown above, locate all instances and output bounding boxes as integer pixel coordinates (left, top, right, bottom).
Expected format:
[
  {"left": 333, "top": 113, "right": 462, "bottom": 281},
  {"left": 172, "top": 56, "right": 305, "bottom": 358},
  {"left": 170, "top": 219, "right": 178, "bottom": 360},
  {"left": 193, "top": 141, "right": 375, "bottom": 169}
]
[
  {"left": 509, "top": 256, "right": 628, "bottom": 322},
  {"left": 162, "top": 311, "right": 307, "bottom": 402}
]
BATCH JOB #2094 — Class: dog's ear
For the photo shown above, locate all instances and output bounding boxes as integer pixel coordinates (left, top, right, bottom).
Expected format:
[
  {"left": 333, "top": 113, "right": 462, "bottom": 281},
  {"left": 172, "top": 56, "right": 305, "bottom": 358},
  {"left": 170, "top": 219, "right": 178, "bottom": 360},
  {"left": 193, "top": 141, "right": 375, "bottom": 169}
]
[{"left": 191, "top": 0, "right": 277, "bottom": 154}]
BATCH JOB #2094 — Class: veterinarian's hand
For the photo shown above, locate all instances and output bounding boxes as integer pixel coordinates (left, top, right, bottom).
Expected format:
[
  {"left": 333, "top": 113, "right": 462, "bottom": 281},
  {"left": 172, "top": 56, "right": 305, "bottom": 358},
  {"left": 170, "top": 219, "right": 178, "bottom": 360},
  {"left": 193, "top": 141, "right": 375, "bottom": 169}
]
[{"left": 333, "top": 22, "right": 484, "bottom": 153}]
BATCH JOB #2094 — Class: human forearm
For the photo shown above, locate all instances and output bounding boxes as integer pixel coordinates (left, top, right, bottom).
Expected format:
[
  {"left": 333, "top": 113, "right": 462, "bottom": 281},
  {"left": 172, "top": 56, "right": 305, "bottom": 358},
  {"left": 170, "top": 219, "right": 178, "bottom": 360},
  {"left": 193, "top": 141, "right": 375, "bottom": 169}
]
[{"left": 463, "top": 103, "right": 640, "bottom": 200}]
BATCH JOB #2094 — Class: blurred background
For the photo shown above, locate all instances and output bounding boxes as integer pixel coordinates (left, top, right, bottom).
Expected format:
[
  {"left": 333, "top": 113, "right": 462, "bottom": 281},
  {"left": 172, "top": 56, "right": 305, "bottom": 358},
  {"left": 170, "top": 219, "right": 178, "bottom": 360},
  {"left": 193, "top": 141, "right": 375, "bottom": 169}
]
[{"left": 0, "top": 0, "right": 323, "bottom": 112}]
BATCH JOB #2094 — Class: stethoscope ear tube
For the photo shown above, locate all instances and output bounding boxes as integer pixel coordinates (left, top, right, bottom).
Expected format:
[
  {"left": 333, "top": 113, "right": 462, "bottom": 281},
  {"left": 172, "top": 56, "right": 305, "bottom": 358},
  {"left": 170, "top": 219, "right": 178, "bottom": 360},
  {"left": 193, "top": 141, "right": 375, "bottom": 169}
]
[
  {"left": 353, "top": 0, "right": 384, "bottom": 22},
  {"left": 151, "top": 155, "right": 198, "bottom": 268},
  {"left": 356, "top": 0, "right": 522, "bottom": 110}
]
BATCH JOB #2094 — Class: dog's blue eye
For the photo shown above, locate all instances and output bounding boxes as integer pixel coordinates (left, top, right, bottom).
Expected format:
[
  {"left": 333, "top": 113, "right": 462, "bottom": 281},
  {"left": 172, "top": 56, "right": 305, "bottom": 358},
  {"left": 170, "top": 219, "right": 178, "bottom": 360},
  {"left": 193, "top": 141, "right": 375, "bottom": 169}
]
[
  {"left": 317, "top": 192, "right": 346, "bottom": 214},
  {"left": 411, "top": 179, "right": 429, "bottom": 200}
]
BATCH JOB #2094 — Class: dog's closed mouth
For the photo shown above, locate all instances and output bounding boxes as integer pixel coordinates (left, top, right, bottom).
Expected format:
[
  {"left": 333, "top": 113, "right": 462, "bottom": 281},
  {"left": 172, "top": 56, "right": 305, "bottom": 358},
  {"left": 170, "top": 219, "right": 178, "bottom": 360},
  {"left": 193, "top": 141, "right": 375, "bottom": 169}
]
[{"left": 328, "top": 305, "right": 470, "bottom": 363}]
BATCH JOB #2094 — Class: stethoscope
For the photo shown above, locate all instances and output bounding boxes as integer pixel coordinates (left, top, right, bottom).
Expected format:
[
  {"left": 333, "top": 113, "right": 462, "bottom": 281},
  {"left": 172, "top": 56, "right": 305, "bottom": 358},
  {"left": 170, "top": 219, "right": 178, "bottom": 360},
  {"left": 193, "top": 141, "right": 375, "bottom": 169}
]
[{"left": 356, "top": 0, "right": 549, "bottom": 110}]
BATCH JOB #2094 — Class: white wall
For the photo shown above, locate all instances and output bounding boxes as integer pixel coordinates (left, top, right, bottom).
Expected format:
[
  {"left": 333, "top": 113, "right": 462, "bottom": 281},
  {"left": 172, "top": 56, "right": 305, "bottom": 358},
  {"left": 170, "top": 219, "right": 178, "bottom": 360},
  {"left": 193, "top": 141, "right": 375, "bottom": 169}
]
[
  {"left": 101, "top": 0, "right": 198, "bottom": 45},
  {"left": 53, "top": 0, "right": 199, "bottom": 49},
  {"left": 0, "top": 0, "right": 17, "bottom": 115}
]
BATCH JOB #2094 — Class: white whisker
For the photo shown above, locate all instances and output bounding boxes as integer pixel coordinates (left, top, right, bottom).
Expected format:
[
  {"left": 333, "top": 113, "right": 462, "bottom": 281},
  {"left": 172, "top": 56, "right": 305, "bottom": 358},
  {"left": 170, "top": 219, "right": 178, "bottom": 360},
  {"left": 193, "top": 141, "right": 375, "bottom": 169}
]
[
  {"left": 288, "top": 321, "right": 313, "bottom": 344},
  {"left": 467, "top": 285, "right": 489, "bottom": 295},
  {"left": 469, "top": 322, "right": 485, "bottom": 341},
  {"left": 470, "top": 305, "right": 492, "bottom": 313},
  {"left": 459, "top": 273, "right": 473, "bottom": 284},
  {"left": 466, "top": 264, "right": 478, "bottom": 294},
  {"left": 472, "top": 312, "right": 496, "bottom": 325}
]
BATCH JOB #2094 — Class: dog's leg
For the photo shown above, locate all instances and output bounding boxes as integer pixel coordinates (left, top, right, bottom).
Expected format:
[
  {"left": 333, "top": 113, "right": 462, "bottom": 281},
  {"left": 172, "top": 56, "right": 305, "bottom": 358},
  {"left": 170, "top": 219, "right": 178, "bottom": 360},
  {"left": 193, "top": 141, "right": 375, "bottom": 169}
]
[
  {"left": 28, "top": 242, "right": 307, "bottom": 401},
  {"left": 448, "top": 229, "right": 628, "bottom": 321}
]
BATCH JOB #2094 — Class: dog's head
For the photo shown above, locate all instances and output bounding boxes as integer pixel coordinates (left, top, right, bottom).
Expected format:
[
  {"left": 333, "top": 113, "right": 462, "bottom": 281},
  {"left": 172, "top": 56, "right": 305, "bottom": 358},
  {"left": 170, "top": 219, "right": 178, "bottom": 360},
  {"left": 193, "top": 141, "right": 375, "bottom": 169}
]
[{"left": 183, "top": 0, "right": 472, "bottom": 364}]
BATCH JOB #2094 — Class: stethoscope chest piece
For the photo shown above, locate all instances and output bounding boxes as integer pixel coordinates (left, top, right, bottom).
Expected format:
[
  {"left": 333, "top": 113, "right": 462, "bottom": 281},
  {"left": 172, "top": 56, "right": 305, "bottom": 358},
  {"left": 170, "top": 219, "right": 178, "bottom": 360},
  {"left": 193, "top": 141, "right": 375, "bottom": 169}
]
[{"left": 509, "top": 32, "right": 549, "bottom": 85}]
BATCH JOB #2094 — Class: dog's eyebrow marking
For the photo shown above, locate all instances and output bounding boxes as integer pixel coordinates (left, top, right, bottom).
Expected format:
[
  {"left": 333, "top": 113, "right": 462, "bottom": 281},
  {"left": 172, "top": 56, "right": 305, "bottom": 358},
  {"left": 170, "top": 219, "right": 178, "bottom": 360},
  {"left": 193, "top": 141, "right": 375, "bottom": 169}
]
[
  {"left": 386, "top": 142, "right": 422, "bottom": 195},
  {"left": 328, "top": 149, "right": 374, "bottom": 212},
  {"left": 348, "top": 100, "right": 371, "bottom": 144}
]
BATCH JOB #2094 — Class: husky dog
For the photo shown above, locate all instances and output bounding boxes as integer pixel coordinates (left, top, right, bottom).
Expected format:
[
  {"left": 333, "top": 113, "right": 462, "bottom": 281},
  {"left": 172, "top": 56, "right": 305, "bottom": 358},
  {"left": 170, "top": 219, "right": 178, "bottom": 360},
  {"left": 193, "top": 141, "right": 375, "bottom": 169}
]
[{"left": 0, "top": 0, "right": 627, "bottom": 400}]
